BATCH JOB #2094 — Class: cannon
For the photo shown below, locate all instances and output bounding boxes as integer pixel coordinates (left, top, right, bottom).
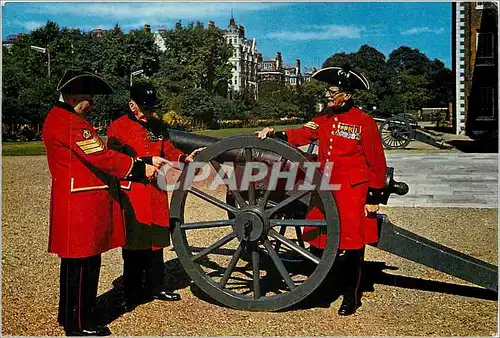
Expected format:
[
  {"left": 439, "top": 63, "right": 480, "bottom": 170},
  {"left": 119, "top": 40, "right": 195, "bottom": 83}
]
[
  {"left": 166, "top": 129, "right": 497, "bottom": 311},
  {"left": 374, "top": 113, "right": 453, "bottom": 150}
]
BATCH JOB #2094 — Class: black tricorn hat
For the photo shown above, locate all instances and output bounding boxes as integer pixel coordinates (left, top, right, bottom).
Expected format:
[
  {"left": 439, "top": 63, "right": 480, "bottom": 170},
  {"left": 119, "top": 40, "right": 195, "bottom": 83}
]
[
  {"left": 57, "top": 70, "right": 113, "bottom": 95},
  {"left": 130, "top": 82, "right": 160, "bottom": 108},
  {"left": 312, "top": 65, "right": 370, "bottom": 91}
]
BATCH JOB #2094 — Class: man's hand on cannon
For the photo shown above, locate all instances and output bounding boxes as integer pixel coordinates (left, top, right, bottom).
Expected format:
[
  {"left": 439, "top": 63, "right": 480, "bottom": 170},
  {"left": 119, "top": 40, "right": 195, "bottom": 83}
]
[
  {"left": 255, "top": 127, "right": 275, "bottom": 139},
  {"left": 145, "top": 164, "right": 158, "bottom": 181},
  {"left": 152, "top": 156, "right": 169, "bottom": 169},
  {"left": 184, "top": 147, "right": 206, "bottom": 163},
  {"left": 364, "top": 204, "right": 380, "bottom": 217}
]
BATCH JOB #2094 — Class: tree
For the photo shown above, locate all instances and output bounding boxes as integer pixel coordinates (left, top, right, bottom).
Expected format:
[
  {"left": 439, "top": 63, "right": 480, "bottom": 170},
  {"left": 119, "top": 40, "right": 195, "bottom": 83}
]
[
  {"left": 387, "top": 46, "right": 431, "bottom": 76},
  {"left": 255, "top": 80, "right": 299, "bottom": 119},
  {"left": 179, "top": 88, "right": 216, "bottom": 128},
  {"left": 296, "top": 80, "right": 325, "bottom": 119},
  {"left": 158, "top": 22, "right": 233, "bottom": 95},
  {"left": 321, "top": 45, "right": 452, "bottom": 117},
  {"left": 425, "top": 59, "right": 453, "bottom": 107}
]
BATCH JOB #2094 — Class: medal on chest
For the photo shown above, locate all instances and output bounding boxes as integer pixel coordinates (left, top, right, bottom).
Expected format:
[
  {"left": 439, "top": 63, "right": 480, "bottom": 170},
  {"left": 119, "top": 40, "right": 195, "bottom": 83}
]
[{"left": 333, "top": 122, "right": 362, "bottom": 140}]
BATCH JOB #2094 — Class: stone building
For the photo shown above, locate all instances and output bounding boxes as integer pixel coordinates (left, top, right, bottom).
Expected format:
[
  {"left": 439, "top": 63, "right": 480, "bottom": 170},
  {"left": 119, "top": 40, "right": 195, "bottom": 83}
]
[
  {"left": 452, "top": 1, "right": 498, "bottom": 138},
  {"left": 223, "top": 17, "right": 260, "bottom": 99},
  {"left": 258, "top": 52, "right": 303, "bottom": 88}
]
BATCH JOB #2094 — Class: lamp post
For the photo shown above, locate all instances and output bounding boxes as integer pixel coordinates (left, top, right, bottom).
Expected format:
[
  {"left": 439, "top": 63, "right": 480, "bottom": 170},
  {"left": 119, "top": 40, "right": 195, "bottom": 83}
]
[
  {"left": 30, "top": 45, "right": 50, "bottom": 78},
  {"left": 130, "top": 69, "right": 144, "bottom": 87}
]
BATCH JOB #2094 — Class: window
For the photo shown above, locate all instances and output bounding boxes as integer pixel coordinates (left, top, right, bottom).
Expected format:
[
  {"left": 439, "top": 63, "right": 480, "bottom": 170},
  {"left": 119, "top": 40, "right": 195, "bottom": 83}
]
[
  {"left": 475, "top": 1, "right": 484, "bottom": 9},
  {"left": 234, "top": 78, "right": 237, "bottom": 85},
  {"left": 476, "top": 32, "right": 494, "bottom": 58},
  {"left": 290, "top": 78, "right": 296, "bottom": 85},
  {"left": 478, "top": 87, "right": 495, "bottom": 117}
]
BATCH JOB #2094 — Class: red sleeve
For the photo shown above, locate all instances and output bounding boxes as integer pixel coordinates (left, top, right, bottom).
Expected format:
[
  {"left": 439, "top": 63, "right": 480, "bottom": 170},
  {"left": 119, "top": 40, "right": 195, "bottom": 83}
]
[
  {"left": 285, "top": 118, "right": 320, "bottom": 147},
  {"left": 360, "top": 115, "right": 387, "bottom": 188},
  {"left": 106, "top": 122, "right": 124, "bottom": 153},
  {"left": 69, "top": 121, "right": 134, "bottom": 178},
  {"left": 162, "top": 138, "right": 185, "bottom": 162}
]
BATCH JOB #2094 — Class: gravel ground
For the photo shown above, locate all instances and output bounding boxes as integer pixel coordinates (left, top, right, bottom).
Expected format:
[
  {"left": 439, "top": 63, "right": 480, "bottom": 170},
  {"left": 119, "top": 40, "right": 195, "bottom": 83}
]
[{"left": 2, "top": 156, "right": 498, "bottom": 336}]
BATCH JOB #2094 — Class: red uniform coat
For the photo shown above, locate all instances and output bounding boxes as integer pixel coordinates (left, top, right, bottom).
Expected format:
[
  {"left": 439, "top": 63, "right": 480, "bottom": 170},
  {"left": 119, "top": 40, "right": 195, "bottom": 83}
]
[
  {"left": 42, "top": 102, "right": 134, "bottom": 258},
  {"left": 285, "top": 105, "right": 387, "bottom": 250},
  {"left": 107, "top": 114, "right": 184, "bottom": 250}
]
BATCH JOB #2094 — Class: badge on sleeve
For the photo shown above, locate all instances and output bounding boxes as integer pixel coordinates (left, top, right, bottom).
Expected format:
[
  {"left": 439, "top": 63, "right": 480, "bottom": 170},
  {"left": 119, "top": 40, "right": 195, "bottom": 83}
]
[
  {"left": 303, "top": 121, "right": 319, "bottom": 130},
  {"left": 76, "top": 129, "right": 105, "bottom": 154},
  {"left": 82, "top": 129, "right": 92, "bottom": 139}
]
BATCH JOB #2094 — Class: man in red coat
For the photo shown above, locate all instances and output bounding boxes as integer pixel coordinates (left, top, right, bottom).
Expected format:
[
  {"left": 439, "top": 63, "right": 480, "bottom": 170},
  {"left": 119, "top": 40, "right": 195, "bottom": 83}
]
[
  {"left": 256, "top": 65, "right": 387, "bottom": 316},
  {"left": 107, "top": 82, "right": 203, "bottom": 312},
  {"left": 43, "top": 71, "right": 157, "bottom": 335}
]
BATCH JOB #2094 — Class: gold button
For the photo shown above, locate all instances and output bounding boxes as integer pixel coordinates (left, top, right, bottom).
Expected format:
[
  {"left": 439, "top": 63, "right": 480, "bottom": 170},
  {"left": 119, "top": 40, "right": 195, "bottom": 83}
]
[
  {"left": 327, "top": 152, "right": 331, "bottom": 156},
  {"left": 329, "top": 138, "right": 333, "bottom": 142},
  {"left": 334, "top": 117, "right": 338, "bottom": 121},
  {"left": 331, "top": 131, "right": 334, "bottom": 135},
  {"left": 329, "top": 146, "right": 333, "bottom": 149}
]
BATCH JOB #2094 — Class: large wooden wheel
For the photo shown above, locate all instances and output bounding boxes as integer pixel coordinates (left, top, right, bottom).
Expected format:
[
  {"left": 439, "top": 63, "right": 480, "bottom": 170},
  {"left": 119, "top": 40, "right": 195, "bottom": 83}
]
[
  {"left": 379, "top": 114, "right": 416, "bottom": 149},
  {"left": 170, "top": 136, "right": 340, "bottom": 311}
]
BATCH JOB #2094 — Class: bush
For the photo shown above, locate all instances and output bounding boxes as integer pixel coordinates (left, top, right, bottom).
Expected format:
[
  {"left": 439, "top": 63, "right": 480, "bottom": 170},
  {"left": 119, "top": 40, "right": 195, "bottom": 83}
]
[
  {"left": 430, "top": 110, "right": 447, "bottom": 127},
  {"left": 163, "top": 110, "right": 193, "bottom": 131},
  {"left": 215, "top": 117, "right": 303, "bottom": 129}
]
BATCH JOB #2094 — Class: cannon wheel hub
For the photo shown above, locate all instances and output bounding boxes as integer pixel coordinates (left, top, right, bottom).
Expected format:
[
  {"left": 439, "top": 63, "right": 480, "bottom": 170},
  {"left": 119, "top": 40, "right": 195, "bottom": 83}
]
[{"left": 233, "top": 207, "right": 269, "bottom": 242}]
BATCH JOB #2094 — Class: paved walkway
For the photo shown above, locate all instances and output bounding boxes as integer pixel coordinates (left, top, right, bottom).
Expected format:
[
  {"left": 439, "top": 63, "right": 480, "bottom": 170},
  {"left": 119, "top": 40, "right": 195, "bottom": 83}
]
[{"left": 386, "top": 153, "right": 498, "bottom": 208}]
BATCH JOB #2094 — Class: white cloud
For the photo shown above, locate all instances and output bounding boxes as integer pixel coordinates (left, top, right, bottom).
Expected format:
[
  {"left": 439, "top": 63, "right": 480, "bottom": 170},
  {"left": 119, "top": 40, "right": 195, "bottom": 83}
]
[
  {"left": 400, "top": 27, "right": 444, "bottom": 35},
  {"left": 28, "top": 3, "right": 285, "bottom": 20},
  {"left": 265, "top": 25, "right": 365, "bottom": 41},
  {"left": 4, "top": 19, "right": 46, "bottom": 31}
]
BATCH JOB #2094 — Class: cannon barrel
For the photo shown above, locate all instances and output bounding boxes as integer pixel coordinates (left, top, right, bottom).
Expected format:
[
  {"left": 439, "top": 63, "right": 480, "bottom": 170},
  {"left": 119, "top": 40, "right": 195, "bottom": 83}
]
[
  {"left": 167, "top": 129, "right": 284, "bottom": 164},
  {"left": 167, "top": 129, "right": 408, "bottom": 201}
]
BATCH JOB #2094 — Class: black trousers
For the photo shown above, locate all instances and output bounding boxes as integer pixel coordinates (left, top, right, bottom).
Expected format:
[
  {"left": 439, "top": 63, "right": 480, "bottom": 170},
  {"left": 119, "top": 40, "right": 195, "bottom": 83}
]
[
  {"left": 58, "top": 255, "right": 101, "bottom": 332},
  {"left": 343, "top": 247, "right": 365, "bottom": 301},
  {"left": 122, "top": 248, "right": 165, "bottom": 302}
]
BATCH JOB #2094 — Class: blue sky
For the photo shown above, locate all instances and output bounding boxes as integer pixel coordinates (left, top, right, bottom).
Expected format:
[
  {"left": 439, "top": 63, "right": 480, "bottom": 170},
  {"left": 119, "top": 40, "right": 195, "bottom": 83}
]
[{"left": 2, "top": 2, "right": 452, "bottom": 69}]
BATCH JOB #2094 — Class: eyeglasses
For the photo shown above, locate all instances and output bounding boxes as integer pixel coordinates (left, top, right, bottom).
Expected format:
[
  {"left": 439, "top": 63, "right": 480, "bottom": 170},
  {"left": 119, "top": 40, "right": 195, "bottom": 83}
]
[{"left": 326, "top": 88, "right": 342, "bottom": 96}]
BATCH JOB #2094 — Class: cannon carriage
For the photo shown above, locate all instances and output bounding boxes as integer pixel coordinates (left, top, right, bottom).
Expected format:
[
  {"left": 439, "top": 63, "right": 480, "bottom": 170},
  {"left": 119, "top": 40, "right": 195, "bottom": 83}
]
[
  {"left": 165, "top": 129, "right": 497, "bottom": 311},
  {"left": 374, "top": 113, "right": 453, "bottom": 150}
]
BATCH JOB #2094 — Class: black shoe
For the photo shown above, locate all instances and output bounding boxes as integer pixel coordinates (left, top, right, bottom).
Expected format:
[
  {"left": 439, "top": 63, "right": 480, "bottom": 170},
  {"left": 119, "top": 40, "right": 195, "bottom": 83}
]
[
  {"left": 152, "top": 290, "right": 181, "bottom": 301},
  {"left": 118, "top": 300, "right": 137, "bottom": 313},
  {"left": 337, "top": 294, "right": 362, "bottom": 316},
  {"left": 65, "top": 326, "right": 111, "bottom": 336}
]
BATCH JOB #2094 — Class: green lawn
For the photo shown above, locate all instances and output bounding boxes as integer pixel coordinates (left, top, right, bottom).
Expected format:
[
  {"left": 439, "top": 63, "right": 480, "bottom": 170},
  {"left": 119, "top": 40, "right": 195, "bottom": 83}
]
[
  {"left": 2, "top": 141, "right": 46, "bottom": 156},
  {"left": 2, "top": 124, "right": 303, "bottom": 156},
  {"left": 195, "top": 124, "right": 302, "bottom": 138}
]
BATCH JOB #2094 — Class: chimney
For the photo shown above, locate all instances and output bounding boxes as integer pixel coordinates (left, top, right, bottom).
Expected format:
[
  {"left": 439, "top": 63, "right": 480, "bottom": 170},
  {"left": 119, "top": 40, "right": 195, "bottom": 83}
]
[
  {"left": 208, "top": 21, "right": 215, "bottom": 28},
  {"left": 276, "top": 52, "right": 282, "bottom": 70},
  {"left": 296, "top": 59, "right": 301, "bottom": 74},
  {"left": 144, "top": 24, "right": 151, "bottom": 33}
]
